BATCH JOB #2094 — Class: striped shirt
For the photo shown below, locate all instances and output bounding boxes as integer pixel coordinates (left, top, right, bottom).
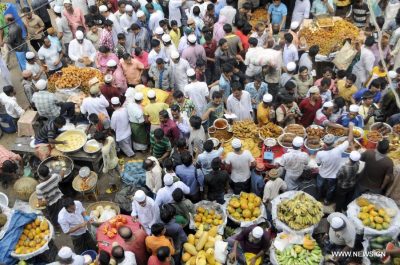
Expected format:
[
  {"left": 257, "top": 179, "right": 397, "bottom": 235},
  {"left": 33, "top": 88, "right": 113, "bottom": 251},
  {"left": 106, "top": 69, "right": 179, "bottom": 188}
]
[
  {"left": 36, "top": 174, "right": 63, "bottom": 206},
  {"left": 150, "top": 133, "right": 172, "bottom": 159},
  {"left": 35, "top": 120, "right": 60, "bottom": 144}
]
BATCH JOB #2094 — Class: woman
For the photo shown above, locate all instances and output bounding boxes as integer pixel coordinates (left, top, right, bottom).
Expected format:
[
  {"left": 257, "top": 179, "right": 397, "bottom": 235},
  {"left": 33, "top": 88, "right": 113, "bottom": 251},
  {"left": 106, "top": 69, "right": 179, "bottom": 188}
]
[
  {"left": 95, "top": 45, "right": 119, "bottom": 74},
  {"left": 293, "top": 66, "right": 314, "bottom": 100},
  {"left": 213, "top": 16, "right": 227, "bottom": 43}
]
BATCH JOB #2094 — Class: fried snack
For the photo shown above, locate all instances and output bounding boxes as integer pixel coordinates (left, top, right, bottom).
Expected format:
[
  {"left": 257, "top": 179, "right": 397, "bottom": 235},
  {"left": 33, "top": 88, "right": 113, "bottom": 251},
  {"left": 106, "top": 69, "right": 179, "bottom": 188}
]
[
  {"left": 306, "top": 136, "right": 322, "bottom": 149},
  {"left": 259, "top": 122, "right": 283, "bottom": 139},
  {"left": 249, "top": 8, "right": 268, "bottom": 28},
  {"left": 367, "top": 131, "right": 383, "bottom": 143},
  {"left": 327, "top": 127, "right": 346, "bottom": 136},
  {"left": 353, "top": 129, "right": 361, "bottom": 138},
  {"left": 316, "top": 17, "right": 334, "bottom": 27},
  {"left": 285, "top": 124, "right": 306, "bottom": 137},
  {"left": 223, "top": 138, "right": 261, "bottom": 158},
  {"left": 279, "top": 133, "right": 296, "bottom": 148},
  {"left": 232, "top": 120, "right": 258, "bottom": 139},
  {"left": 306, "top": 126, "right": 326, "bottom": 138},
  {"left": 209, "top": 129, "right": 233, "bottom": 142},
  {"left": 394, "top": 124, "right": 400, "bottom": 135},
  {"left": 55, "top": 75, "right": 80, "bottom": 90},
  {"left": 299, "top": 19, "right": 359, "bottom": 55},
  {"left": 335, "top": 138, "right": 361, "bottom": 153},
  {"left": 371, "top": 123, "right": 391, "bottom": 136}
]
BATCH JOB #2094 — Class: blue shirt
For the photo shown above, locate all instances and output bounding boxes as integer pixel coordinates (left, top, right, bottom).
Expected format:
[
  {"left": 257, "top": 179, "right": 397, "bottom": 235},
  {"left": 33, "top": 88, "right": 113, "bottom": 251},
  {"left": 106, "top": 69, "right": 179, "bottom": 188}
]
[
  {"left": 164, "top": 219, "right": 187, "bottom": 250},
  {"left": 353, "top": 88, "right": 381, "bottom": 103},
  {"left": 311, "top": 0, "right": 334, "bottom": 16},
  {"left": 215, "top": 0, "right": 226, "bottom": 19},
  {"left": 337, "top": 113, "right": 364, "bottom": 128},
  {"left": 245, "top": 82, "right": 268, "bottom": 109},
  {"left": 268, "top": 3, "right": 287, "bottom": 25},
  {"left": 250, "top": 170, "right": 264, "bottom": 197},
  {"left": 219, "top": 75, "right": 231, "bottom": 100},
  {"left": 175, "top": 165, "right": 205, "bottom": 195}
]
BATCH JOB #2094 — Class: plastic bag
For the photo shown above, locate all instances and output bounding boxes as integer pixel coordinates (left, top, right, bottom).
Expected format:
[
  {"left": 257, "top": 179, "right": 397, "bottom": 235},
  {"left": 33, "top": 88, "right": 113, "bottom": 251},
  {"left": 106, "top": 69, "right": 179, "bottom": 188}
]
[
  {"left": 215, "top": 240, "right": 228, "bottom": 264},
  {"left": 98, "top": 209, "right": 117, "bottom": 223},
  {"left": 332, "top": 42, "right": 357, "bottom": 70},
  {"left": 244, "top": 253, "right": 262, "bottom": 265},
  {"left": 0, "top": 204, "right": 13, "bottom": 240},
  {"left": 189, "top": 200, "right": 227, "bottom": 235}
]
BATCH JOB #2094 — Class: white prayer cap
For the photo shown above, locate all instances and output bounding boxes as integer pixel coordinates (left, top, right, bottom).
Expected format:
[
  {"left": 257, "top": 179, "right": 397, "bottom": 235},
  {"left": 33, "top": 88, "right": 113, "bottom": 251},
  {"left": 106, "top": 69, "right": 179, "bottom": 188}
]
[
  {"left": 188, "top": 34, "right": 197, "bottom": 43},
  {"left": 323, "top": 101, "right": 334, "bottom": 108},
  {"left": 186, "top": 68, "right": 195, "bottom": 77},
  {"left": 75, "top": 30, "right": 84, "bottom": 40},
  {"left": 25, "top": 51, "right": 35, "bottom": 60},
  {"left": 98, "top": 5, "right": 108, "bottom": 12},
  {"left": 171, "top": 50, "right": 180, "bottom": 59},
  {"left": 53, "top": 5, "right": 62, "bottom": 13},
  {"left": 134, "top": 92, "right": 143, "bottom": 101},
  {"left": 147, "top": 89, "right": 156, "bottom": 99},
  {"left": 136, "top": 10, "right": 145, "bottom": 17},
  {"left": 251, "top": 226, "right": 264, "bottom": 239},
  {"left": 163, "top": 174, "right": 174, "bottom": 186},
  {"left": 349, "top": 104, "right": 360, "bottom": 113},
  {"left": 79, "top": 167, "right": 90, "bottom": 178},
  {"left": 36, "top": 79, "right": 47, "bottom": 90},
  {"left": 134, "top": 190, "right": 146, "bottom": 202},
  {"left": 292, "top": 136, "right": 304, "bottom": 147},
  {"left": 58, "top": 246, "right": 73, "bottom": 259},
  {"left": 350, "top": 151, "right": 361, "bottom": 162},
  {"left": 388, "top": 70, "right": 397, "bottom": 79},
  {"left": 155, "top": 27, "right": 164, "bottom": 35},
  {"left": 286, "top": 62, "right": 296, "bottom": 72},
  {"left": 309, "top": 86, "right": 319, "bottom": 94},
  {"left": 161, "top": 34, "right": 171, "bottom": 42},
  {"left": 104, "top": 74, "right": 113, "bottom": 83},
  {"left": 290, "top": 21, "right": 300, "bottom": 30},
  {"left": 323, "top": 134, "right": 335, "bottom": 145},
  {"left": 262, "top": 93, "right": 273, "bottom": 103},
  {"left": 231, "top": 138, "right": 242, "bottom": 148},
  {"left": 107, "top": 59, "right": 117, "bottom": 67},
  {"left": 111, "top": 97, "right": 120, "bottom": 105},
  {"left": 135, "top": 84, "right": 145, "bottom": 90},
  {"left": 331, "top": 216, "right": 345, "bottom": 231},
  {"left": 63, "top": 0, "right": 72, "bottom": 4},
  {"left": 125, "top": 4, "right": 133, "bottom": 11}
]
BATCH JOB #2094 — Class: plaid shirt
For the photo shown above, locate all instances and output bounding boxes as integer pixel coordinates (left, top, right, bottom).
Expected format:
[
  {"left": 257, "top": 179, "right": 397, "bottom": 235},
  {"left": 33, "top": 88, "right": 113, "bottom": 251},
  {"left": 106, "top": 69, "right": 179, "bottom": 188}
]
[
  {"left": 32, "top": 91, "right": 60, "bottom": 119},
  {"left": 336, "top": 161, "right": 360, "bottom": 189},
  {"left": 99, "top": 29, "right": 114, "bottom": 51}
]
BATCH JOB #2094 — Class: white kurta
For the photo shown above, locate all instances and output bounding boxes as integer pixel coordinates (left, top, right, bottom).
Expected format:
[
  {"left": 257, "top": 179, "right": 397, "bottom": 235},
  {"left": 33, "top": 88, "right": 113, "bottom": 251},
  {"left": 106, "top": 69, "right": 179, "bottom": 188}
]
[
  {"left": 170, "top": 58, "right": 190, "bottom": 91},
  {"left": 106, "top": 13, "right": 123, "bottom": 45},
  {"left": 169, "top": 0, "right": 183, "bottom": 27},
  {"left": 155, "top": 181, "right": 190, "bottom": 206},
  {"left": 184, "top": 81, "right": 209, "bottom": 117},
  {"left": 72, "top": 0, "right": 88, "bottom": 15},
  {"left": 145, "top": 157, "right": 163, "bottom": 194},
  {"left": 292, "top": 0, "right": 310, "bottom": 24},
  {"left": 164, "top": 44, "right": 178, "bottom": 61},
  {"left": 111, "top": 107, "right": 132, "bottom": 142},
  {"left": 279, "top": 149, "right": 310, "bottom": 190},
  {"left": 0, "top": 58, "right": 12, "bottom": 87},
  {"left": 352, "top": 47, "right": 375, "bottom": 89},
  {"left": 120, "top": 13, "right": 137, "bottom": 35},
  {"left": 68, "top": 39, "right": 97, "bottom": 67},
  {"left": 227, "top": 91, "right": 253, "bottom": 121},
  {"left": 149, "top": 10, "right": 165, "bottom": 32},
  {"left": 131, "top": 197, "right": 160, "bottom": 235}
]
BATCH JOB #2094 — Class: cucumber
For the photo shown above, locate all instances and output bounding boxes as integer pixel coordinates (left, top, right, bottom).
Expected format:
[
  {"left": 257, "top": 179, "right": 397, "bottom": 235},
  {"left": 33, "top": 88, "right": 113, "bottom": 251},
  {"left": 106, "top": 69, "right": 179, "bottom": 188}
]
[{"left": 370, "top": 242, "right": 384, "bottom": 250}]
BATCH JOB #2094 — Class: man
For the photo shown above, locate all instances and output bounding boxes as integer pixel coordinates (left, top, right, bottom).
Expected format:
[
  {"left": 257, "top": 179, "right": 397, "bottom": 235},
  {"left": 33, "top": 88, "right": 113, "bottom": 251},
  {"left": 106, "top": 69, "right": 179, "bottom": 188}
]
[
  {"left": 110, "top": 97, "right": 135, "bottom": 157},
  {"left": 311, "top": 0, "right": 335, "bottom": 17},
  {"left": 111, "top": 246, "right": 137, "bottom": 265},
  {"left": 120, "top": 53, "right": 144, "bottom": 87},
  {"left": 50, "top": 246, "right": 85, "bottom": 265},
  {"left": 316, "top": 126, "right": 354, "bottom": 205},
  {"left": 173, "top": 90, "right": 196, "bottom": 118},
  {"left": 34, "top": 116, "right": 66, "bottom": 160},
  {"left": 127, "top": 92, "right": 148, "bottom": 151},
  {"left": 263, "top": 168, "right": 287, "bottom": 207},
  {"left": 335, "top": 151, "right": 361, "bottom": 212},
  {"left": 38, "top": 36, "right": 64, "bottom": 75},
  {"left": 106, "top": 59, "right": 128, "bottom": 93},
  {"left": 32, "top": 80, "right": 75, "bottom": 120},
  {"left": 314, "top": 101, "right": 347, "bottom": 130},
  {"left": 144, "top": 90, "right": 169, "bottom": 131},
  {"left": 162, "top": 34, "right": 178, "bottom": 61},
  {"left": 120, "top": 5, "right": 137, "bottom": 35},
  {"left": 181, "top": 34, "right": 207, "bottom": 68},
  {"left": 147, "top": 3, "right": 164, "bottom": 33},
  {"left": 99, "top": 5, "right": 123, "bottom": 45},
  {"left": 244, "top": 38, "right": 263, "bottom": 78},
  {"left": 99, "top": 75, "right": 122, "bottom": 108},
  {"left": 25, "top": 52, "right": 46, "bottom": 83},
  {"left": 278, "top": 136, "right": 309, "bottom": 190},
  {"left": 31, "top": 0, "right": 52, "bottom": 29},
  {"left": 36, "top": 166, "right": 65, "bottom": 226},
  {"left": 170, "top": 51, "right": 190, "bottom": 92},
  {"left": 203, "top": 157, "right": 229, "bottom": 204},
  {"left": 58, "top": 198, "right": 97, "bottom": 254},
  {"left": 0, "top": 86, "right": 25, "bottom": 133},
  {"left": 5, "top": 14, "right": 28, "bottom": 71},
  {"left": 184, "top": 68, "right": 209, "bottom": 118},
  {"left": 337, "top": 73, "right": 358, "bottom": 105},
  {"left": 145, "top": 223, "right": 175, "bottom": 256},
  {"left": 54, "top": 5, "right": 74, "bottom": 55},
  {"left": 159, "top": 110, "right": 180, "bottom": 145},
  {"left": 223, "top": 24, "right": 243, "bottom": 57},
  {"left": 353, "top": 78, "right": 381, "bottom": 104},
  {"left": 99, "top": 19, "right": 115, "bottom": 50},
  {"left": 68, "top": 30, "right": 97, "bottom": 67},
  {"left": 228, "top": 226, "right": 270, "bottom": 265},
  {"left": 282, "top": 33, "right": 298, "bottom": 67},
  {"left": 326, "top": 213, "right": 357, "bottom": 259},
  {"left": 150, "top": 129, "right": 172, "bottom": 162},
  {"left": 129, "top": 23, "right": 151, "bottom": 53},
  {"left": 149, "top": 58, "right": 172, "bottom": 90},
  {"left": 227, "top": 82, "right": 253, "bottom": 121},
  {"left": 358, "top": 91, "right": 378, "bottom": 128},
  {"left": 299, "top": 86, "right": 322, "bottom": 127},
  {"left": 131, "top": 190, "right": 160, "bottom": 235},
  {"left": 143, "top": 156, "right": 163, "bottom": 195},
  {"left": 202, "top": 91, "right": 225, "bottom": 128},
  {"left": 355, "top": 139, "right": 394, "bottom": 196},
  {"left": 352, "top": 36, "right": 375, "bottom": 89},
  {"left": 298, "top": 45, "right": 319, "bottom": 73},
  {"left": 197, "top": 139, "right": 224, "bottom": 175},
  {"left": 219, "top": 0, "right": 237, "bottom": 25},
  {"left": 21, "top": 7, "right": 45, "bottom": 52},
  {"left": 115, "top": 33, "right": 128, "bottom": 59},
  {"left": 225, "top": 138, "right": 256, "bottom": 194},
  {"left": 118, "top": 226, "right": 149, "bottom": 265},
  {"left": 250, "top": 162, "right": 266, "bottom": 197},
  {"left": 80, "top": 85, "right": 110, "bottom": 118},
  {"left": 170, "top": 105, "right": 190, "bottom": 139},
  {"left": 63, "top": 0, "right": 87, "bottom": 37},
  {"left": 380, "top": 81, "right": 400, "bottom": 123},
  {"left": 155, "top": 174, "right": 190, "bottom": 206},
  {"left": 267, "top": 0, "right": 287, "bottom": 30},
  {"left": 276, "top": 95, "right": 301, "bottom": 127},
  {"left": 337, "top": 104, "right": 364, "bottom": 128},
  {"left": 245, "top": 75, "right": 268, "bottom": 120}
]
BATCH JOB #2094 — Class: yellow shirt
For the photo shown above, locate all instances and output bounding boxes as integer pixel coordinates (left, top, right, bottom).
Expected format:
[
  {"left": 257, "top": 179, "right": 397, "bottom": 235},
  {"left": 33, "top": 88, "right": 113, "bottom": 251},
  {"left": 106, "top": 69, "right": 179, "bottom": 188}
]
[
  {"left": 337, "top": 80, "right": 357, "bottom": 103},
  {"left": 335, "top": 0, "right": 351, "bottom": 7},
  {"left": 144, "top": 102, "right": 169, "bottom": 125},
  {"left": 169, "top": 29, "right": 181, "bottom": 49},
  {"left": 257, "top": 102, "right": 271, "bottom": 126}
]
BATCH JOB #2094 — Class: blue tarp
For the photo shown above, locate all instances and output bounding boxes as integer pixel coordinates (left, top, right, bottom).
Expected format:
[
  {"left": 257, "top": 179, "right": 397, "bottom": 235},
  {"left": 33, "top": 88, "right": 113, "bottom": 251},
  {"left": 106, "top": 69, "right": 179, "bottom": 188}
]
[
  {"left": 0, "top": 211, "right": 37, "bottom": 265},
  {"left": 121, "top": 161, "right": 146, "bottom": 186},
  {"left": 3, "top": 3, "right": 27, "bottom": 38}
]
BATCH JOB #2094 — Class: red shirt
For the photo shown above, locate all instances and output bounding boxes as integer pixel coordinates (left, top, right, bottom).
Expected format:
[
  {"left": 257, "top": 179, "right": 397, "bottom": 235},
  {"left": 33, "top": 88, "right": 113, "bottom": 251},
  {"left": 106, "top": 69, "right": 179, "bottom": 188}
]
[
  {"left": 119, "top": 228, "right": 149, "bottom": 265},
  {"left": 148, "top": 255, "right": 171, "bottom": 265},
  {"left": 235, "top": 30, "right": 249, "bottom": 51},
  {"left": 134, "top": 51, "right": 150, "bottom": 69},
  {"left": 203, "top": 40, "right": 217, "bottom": 66},
  {"left": 100, "top": 84, "right": 122, "bottom": 104},
  {"left": 299, "top": 97, "right": 322, "bottom": 127},
  {"left": 160, "top": 119, "right": 180, "bottom": 145}
]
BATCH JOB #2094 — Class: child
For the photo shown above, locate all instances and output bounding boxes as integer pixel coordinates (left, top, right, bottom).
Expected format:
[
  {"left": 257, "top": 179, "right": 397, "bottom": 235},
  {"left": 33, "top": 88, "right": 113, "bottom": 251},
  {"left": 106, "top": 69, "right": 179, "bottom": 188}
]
[
  {"left": 86, "top": 21, "right": 102, "bottom": 49},
  {"left": 263, "top": 168, "right": 287, "bottom": 213},
  {"left": 169, "top": 20, "right": 181, "bottom": 49},
  {"left": 150, "top": 129, "right": 172, "bottom": 163},
  {"left": 114, "top": 33, "right": 127, "bottom": 59},
  {"left": 145, "top": 223, "right": 175, "bottom": 256},
  {"left": 202, "top": 91, "right": 225, "bottom": 129},
  {"left": 171, "top": 188, "right": 195, "bottom": 227},
  {"left": 93, "top": 131, "right": 120, "bottom": 193}
]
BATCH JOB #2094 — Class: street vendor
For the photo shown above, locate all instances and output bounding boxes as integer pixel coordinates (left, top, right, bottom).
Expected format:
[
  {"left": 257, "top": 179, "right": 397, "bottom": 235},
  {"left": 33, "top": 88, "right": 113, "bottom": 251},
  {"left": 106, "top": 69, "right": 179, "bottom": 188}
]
[
  {"left": 228, "top": 225, "right": 270, "bottom": 265},
  {"left": 34, "top": 116, "right": 66, "bottom": 161},
  {"left": 336, "top": 104, "right": 364, "bottom": 128},
  {"left": 257, "top": 93, "right": 275, "bottom": 126},
  {"left": 314, "top": 101, "right": 348, "bottom": 131},
  {"left": 131, "top": 190, "right": 160, "bottom": 235},
  {"left": 68, "top": 30, "right": 97, "bottom": 67}
]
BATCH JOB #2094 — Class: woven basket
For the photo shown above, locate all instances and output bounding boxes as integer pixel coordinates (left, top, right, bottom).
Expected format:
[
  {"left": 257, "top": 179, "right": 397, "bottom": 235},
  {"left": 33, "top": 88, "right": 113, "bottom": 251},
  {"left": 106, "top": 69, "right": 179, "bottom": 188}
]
[
  {"left": 86, "top": 201, "right": 120, "bottom": 226},
  {"left": 72, "top": 172, "right": 98, "bottom": 192},
  {"left": 29, "top": 192, "right": 45, "bottom": 210}
]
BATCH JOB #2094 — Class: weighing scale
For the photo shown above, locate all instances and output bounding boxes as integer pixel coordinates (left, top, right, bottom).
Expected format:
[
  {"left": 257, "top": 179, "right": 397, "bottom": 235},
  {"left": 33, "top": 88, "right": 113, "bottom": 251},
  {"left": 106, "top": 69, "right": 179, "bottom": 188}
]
[{"left": 263, "top": 138, "right": 277, "bottom": 162}]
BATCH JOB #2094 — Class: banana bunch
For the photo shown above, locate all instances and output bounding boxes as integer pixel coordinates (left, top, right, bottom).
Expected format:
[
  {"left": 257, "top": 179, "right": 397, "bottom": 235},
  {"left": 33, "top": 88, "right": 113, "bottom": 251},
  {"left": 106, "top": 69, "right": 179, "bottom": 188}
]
[
  {"left": 277, "top": 193, "right": 323, "bottom": 230},
  {"left": 275, "top": 244, "right": 323, "bottom": 265}
]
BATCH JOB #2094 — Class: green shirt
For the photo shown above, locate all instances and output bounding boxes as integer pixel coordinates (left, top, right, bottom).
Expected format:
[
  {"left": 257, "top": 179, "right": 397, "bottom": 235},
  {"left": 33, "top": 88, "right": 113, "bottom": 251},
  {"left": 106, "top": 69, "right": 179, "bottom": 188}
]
[
  {"left": 0, "top": 13, "right": 8, "bottom": 38},
  {"left": 150, "top": 133, "right": 172, "bottom": 159},
  {"left": 173, "top": 99, "right": 196, "bottom": 118},
  {"left": 205, "top": 102, "right": 224, "bottom": 127}
]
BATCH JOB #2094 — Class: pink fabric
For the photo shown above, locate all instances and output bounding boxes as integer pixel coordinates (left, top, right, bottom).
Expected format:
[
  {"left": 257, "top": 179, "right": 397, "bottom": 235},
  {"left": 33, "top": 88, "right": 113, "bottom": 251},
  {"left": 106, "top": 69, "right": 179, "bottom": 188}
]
[
  {"left": 314, "top": 78, "right": 337, "bottom": 95},
  {"left": 134, "top": 51, "right": 150, "bottom": 69},
  {"left": 109, "top": 65, "right": 128, "bottom": 93},
  {"left": 96, "top": 52, "right": 119, "bottom": 74},
  {"left": 0, "top": 145, "right": 21, "bottom": 168},
  {"left": 213, "top": 16, "right": 227, "bottom": 43},
  {"left": 99, "top": 29, "right": 114, "bottom": 51},
  {"left": 63, "top": 8, "right": 86, "bottom": 37}
]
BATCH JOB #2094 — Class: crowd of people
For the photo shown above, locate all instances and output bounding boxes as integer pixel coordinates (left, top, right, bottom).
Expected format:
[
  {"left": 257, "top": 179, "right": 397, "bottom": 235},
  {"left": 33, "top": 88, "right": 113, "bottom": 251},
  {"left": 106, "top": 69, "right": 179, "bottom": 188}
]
[{"left": 1, "top": 0, "right": 400, "bottom": 264}]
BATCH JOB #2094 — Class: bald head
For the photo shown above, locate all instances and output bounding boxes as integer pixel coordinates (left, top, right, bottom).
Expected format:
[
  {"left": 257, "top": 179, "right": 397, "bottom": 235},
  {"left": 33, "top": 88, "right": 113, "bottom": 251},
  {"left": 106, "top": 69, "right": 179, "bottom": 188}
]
[
  {"left": 143, "top": 158, "right": 154, "bottom": 171},
  {"left": 22, "top": 70, "right": 32, "bottom": 79},
  {"left": 118, "top": 226, "right": 133, "bottom": 240}
]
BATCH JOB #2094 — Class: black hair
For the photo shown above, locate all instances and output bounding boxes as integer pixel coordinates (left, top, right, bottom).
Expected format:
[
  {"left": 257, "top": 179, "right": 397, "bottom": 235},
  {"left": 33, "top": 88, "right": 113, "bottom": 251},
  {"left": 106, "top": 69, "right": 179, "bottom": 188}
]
[
  {"left": 134, "top": 47, "right": 142, "bottom": 56},
  {"left": 131, "top": 23, "right": 140, "bottom": 30},
  {"left": 377, "top": 139, "right": 389, "bottom": 154},
  {"left": 333, "top": 97, "right": 345, "bottom": 108},
  {"left": 156, "top": 57, "right": 164, "bottom": 64},
  {"left": 118, "top": 0, "right": 126, "bottom": 7},
  {"left": 308, "top": 45, "right": 319, "bottom": 57},
  {"left": 248, "top": 37, "right": 258, "bottom": 47},
  {"left": 160, "top": 204, "right": 176, "bottom": 223},
  {"left": 89, "top": 5, "right": 98, "bottom": 14},
  {"left": 151, "top": 223, "right": 165, "bottom": 236},
  {"left": 365, "top": 36, "right": 375, "bottom": 47},
  {"left": 193, "top": 5, "right": 201, "bottom": 16},
  {"left": 159, "top": 109, "right": 169, "bottom": 119},
  {"left": 93, "top": 131, "right": 107, "bottom": 142},
  {"left": 111, "top": 246, "right": 125, "bottom": 263},
  {"left": 172, "top": 188, "right": 184, "bottom": 202},
  {"left": 231, "top": 81, "right": 242, "bottom": 92},
  {"left": 336, "top": 69, "right": 346, "bottom": 79},
  {"left": 170, "top": 20, "right": 178, "bottom": 27},
  {"left": 2, "top": 160, "right": 18, "bottom": 173},
  {"left": 321, "top": 77, "right": 331, "bottom": 87},
  {"left": 236, "top": 19, "right": 245, "bottom": 30},
  {"left": 284, "top": 33, "right": 293, "bottom": 43},
  {"left": 38, "top": 165, "right": 50, "bottom": 178},
  {"left": 99, "top": 45, "right": 110, "bottom": 53},
  {"left": 99, "top": 250, "right": 111, "bottom": 265},
  {"left": 54, "top": 116, "right": 66, "bottom": 127},
  {"left": 283, "top": 95, "right": 295, "bottom": 104},
  {"left": 62, "top": 197, "right": 75, "bottom": 209},
  {"left": 22, "top": 7, "right": 31, "bottom": 13},
  {"left": 173, "top": 90, "right": 184, "bottom": 99},
  {"left": 88, "top": 113, "right": 99, "bottom": 124},
  {"left": 203, "top": 140, "right": 214, "bottom": 152},
  {"left": 117, "top": 33, "right": 126, "bottom": 40},
  {"left": 122, "top": 53, "right": 131, "bottom": 60},
  {"left": 189, "top": 115, "right": 202, "bottom": 129},
  {"left": 298, "top": 65, "right": 308, "bottom": 73},
  {"left": 2, "top": 86, "right": 14, "bottom": 96},
  {"left": 205, "top": 32, "right": 213, "bottom": 41},
  {"left": 145, "top": 3, "right": 154, "bottom": 10},
  {"left": 212, "top": 91, "right": 222, "bottom": 99},
  {"left": 207, "top": 3, "right": 214, "bottom": 10},
  {"left": 223, "top": 24, "right": 232, "bottom": 33},
  {"left": 87, "top": 21, "right": 94, "bottom": 28},
  {"left": 169, "top": 104, "right": 179, "bottom": 113},
  {"left": 151, "top": 39, "right": 161, "bottom": 48},
  {"left": 322, "top": 67, "right": 333, "bottom": 74},
  {"left": 242, "top": 2, "right": 252, "bottom": 10},
  {"left": 196, "top": 59, "right": 206, "bottom": 68},
  {"left": 284, "top": 80, "right": 296, "bottom": 90},
  {"left": 211, "top": 157, "right": 221, "bottom": 171},
  {"left": 227, "top": 0, "right": 234, "bottom": 5},
  {"left": 362, "top": 90, "right": 375, "bottom": 99},
  {"left": 104, "top": 19, "right": 113, "bottom": 27},
  {"left": 370, "top": 78, "right": 381, "bottom": 89},
  {"left": 181, "top": 151, "right": 193, "bottom": 167},
  {"left": 242, "top": 24, "right": 253, "bottom": 35},
  {"left": 154, "top": 128, "right": 164, "bottom": 140},
  {"left": 176, "top": 138, "right": 187, "bottom": 149},
  {"left": 346, "top": 73, "right": 357, "bottom": 83},
  {"left": 156, "top": 246, "right": 170, "bottom": 261},
  {"left": 218, "top": 38, "right": 227, "bottom": 47},
  {"left": 163, "top": 158, "right": 174, "bottom": 171}
]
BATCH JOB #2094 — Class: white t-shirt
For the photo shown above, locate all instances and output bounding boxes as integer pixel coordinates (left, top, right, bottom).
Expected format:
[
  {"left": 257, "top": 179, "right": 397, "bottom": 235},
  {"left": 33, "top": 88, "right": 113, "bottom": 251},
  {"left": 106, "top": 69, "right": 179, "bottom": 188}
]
[
  {"left": 227, "top": 91, "right": 253, "bottom": 121},
  {"left": 58, "top": 201, "right": 86, "bottom": 236},
  {"left": 38, "top": 44, "right": 63, "bottom": 71},
  {"left": 316, "top": 141, "right": 349, "bottom": 179},
  {"left": 110, "top": 107, "right": 132, "bottom": 141},
  {"left": 80, "top": 95, "right": 110, "bottom": 118},
  {"left": 327, "top": 212, "right": 356, "bottom": 248},
  {"left": 184, "top": 81, "right": 209, "bottom": 117},
  {"left": 118, "top": 251, "right": 137, "bottom": 265},
  {"left": 225, "top": 150, "right": 255, "bottom": 183}
]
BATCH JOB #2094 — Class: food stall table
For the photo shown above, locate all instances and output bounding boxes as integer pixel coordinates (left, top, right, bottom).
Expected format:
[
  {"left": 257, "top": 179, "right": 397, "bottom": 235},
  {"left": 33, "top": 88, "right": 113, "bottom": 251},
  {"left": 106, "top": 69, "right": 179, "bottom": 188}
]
[
  {"left": 96, "top": 215, "right": 141, "bottom": 253},
  {"left": 11, "top": 137, "right": 103, "bottom": 172}
]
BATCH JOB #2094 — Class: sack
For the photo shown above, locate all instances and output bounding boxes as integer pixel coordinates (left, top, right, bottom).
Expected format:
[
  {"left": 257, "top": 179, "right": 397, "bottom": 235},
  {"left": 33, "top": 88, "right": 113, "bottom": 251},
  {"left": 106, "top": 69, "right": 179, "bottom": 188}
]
[
  {"left": 114, "top": 185, "right": 139, "bottom": 212},
  {"left": 332, "top": 42, "right": 357, "bottom": 70}
]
